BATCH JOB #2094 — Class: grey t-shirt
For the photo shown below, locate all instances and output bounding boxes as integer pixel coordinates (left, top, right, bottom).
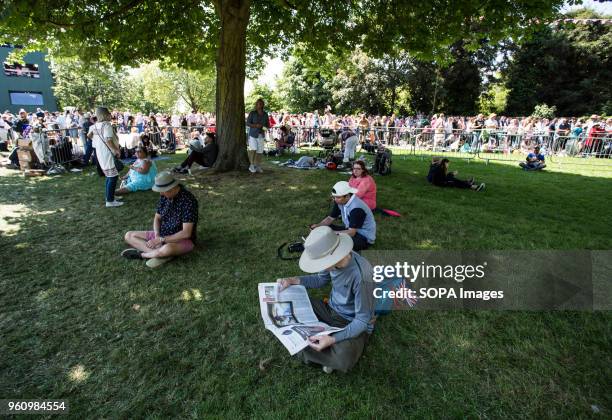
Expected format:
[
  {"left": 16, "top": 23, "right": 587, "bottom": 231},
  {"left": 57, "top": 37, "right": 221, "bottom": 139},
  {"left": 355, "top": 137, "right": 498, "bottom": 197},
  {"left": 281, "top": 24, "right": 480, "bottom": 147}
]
[
  {"left": 247, "top": 110, "right": 269, "bottom": 138},
  {"left": 298, "top": 252, "right": 375, "bottom": 342}
]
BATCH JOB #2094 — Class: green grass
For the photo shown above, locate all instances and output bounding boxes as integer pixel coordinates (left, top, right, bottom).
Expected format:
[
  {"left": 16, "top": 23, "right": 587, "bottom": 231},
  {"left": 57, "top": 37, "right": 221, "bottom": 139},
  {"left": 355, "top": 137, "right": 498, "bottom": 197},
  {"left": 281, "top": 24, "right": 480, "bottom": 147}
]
[{"left": 1, "top": 152, "right": 611, "bottom": 418}]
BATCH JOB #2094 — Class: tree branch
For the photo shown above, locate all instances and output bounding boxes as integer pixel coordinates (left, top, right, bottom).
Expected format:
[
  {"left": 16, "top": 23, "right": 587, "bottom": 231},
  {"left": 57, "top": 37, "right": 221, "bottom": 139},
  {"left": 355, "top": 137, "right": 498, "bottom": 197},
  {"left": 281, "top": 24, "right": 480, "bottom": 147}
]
[
  {"left": 277, "top": 0, "right": 298, "bottom": 10},
  {"left": 31, "top": 0, "right": 146, "bottom": 29}
]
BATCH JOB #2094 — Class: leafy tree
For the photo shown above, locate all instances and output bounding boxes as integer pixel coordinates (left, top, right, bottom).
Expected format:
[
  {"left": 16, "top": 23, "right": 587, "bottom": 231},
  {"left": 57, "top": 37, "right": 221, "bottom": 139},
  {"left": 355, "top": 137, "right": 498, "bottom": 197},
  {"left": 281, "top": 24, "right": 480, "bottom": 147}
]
[
  {"left": 531, "top": 103, "right": 556, "bottom": 119},
  {"left": 135, "top": 62, "right": 178, "bottom": 113},
  {"left": 504, "top": 9, "right": 612, "bottom": 116},
  {"left": 1, "top": 0, "right": 565, "bottom": 171},
  {"left": 330, "top": 50, "right": 390, "bottom": 115},
  {"left": 245, "top": 82, "right": 282, "bottom": 112},
  {"left": 166, "top": 66, "right": 216, "bottom": 113},
  {"left": 50, "top": 58, "right": 130, "bottom": 111},
  {"left": 438, "top": 47, "right": 482, "bottom": 115},
  {"left": 275, "top": 59, "right": 333, "bottom": 113},
  {"left": 479, "top": 82, "right": 509, "bottom": 114}
]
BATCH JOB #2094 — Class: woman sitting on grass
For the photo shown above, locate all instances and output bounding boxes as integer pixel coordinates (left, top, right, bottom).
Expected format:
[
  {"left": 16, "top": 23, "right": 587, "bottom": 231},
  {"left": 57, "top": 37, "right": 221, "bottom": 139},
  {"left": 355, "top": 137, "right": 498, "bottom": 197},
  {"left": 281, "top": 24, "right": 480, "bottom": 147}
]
[
  {"left": 348, "top": 160, "right": 377, "bottom": 209},
  {"left": 427, "top": 158, "right": 485, "bottom": 192},
  {"left": 116, "top": 147, "right": 157, "bottom": 195}
]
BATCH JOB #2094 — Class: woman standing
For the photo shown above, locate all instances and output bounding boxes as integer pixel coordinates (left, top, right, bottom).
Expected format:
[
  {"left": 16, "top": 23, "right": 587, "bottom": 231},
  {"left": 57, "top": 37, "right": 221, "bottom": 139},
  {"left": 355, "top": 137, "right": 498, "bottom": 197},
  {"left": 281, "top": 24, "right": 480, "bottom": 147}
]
[{"left": 88, "top": 107, "right": 124, "bottom": 207}]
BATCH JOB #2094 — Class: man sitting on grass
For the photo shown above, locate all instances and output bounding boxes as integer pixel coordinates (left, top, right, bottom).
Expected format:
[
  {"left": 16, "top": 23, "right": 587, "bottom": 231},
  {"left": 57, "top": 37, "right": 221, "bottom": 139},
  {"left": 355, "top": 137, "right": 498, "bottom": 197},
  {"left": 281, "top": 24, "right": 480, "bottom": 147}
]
[
  {"left": 519, "top": 146, "right": 546, "bottom": 171},
  {"left": 310, "top": 181, "right": 376, "bottom": 251},
  {"left": 121, "top": 171, "right": 198, "bottom": 268},
  {"left": 277, "top": 226, "right": 375, "bottom": 374},
  {"left": 173, "top": 132, "right": 218, "bottom": 174}
]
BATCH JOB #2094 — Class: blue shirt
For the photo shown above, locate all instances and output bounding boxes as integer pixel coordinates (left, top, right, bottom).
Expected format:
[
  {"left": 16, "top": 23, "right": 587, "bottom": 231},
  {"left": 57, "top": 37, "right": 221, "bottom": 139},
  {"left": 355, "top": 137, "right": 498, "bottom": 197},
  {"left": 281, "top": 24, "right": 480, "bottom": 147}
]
[
  {"left": 246, "top": 110, "right": 269, "bottom": 138},
  {"left": 156, "top": 185, "right": 199, "bottom": 240},
  {"left": 527, "top": 152, "right": 545, "bottom": 162},
  {"left": 299, "top": 252, "right": 375, "bottom": 343}
]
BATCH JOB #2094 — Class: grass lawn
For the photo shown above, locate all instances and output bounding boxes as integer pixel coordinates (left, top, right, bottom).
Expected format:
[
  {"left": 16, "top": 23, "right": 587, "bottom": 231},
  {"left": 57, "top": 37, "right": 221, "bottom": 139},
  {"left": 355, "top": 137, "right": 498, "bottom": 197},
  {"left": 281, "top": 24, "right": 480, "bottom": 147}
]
[{"left": 1, "top": 151, "right": 611, "bottom": 418}]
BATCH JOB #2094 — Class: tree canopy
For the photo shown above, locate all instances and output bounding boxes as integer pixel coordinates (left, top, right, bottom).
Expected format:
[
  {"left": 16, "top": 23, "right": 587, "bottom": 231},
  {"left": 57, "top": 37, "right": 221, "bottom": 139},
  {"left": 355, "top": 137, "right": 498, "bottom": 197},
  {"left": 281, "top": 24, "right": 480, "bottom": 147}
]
[
  {"left": 1, "top": 0, "right": 566, "bottom": 171},
  {"left": 504, "top": 9, "right": 612, "bottom": 116}
]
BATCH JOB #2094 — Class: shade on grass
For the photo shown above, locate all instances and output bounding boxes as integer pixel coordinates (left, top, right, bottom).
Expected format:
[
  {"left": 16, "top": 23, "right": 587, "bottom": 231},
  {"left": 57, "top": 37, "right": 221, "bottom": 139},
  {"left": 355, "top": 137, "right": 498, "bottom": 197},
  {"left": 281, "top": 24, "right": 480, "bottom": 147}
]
[{"left": 0, "top": 153, "right": 610, "bottom": 418}]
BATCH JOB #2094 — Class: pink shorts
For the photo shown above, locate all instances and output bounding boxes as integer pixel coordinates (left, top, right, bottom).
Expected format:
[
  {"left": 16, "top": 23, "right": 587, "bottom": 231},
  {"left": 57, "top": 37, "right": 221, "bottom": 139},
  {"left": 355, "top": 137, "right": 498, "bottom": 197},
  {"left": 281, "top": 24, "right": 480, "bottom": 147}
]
[{"left": 145, "top": 231, "right": 194, "bottom": 254}]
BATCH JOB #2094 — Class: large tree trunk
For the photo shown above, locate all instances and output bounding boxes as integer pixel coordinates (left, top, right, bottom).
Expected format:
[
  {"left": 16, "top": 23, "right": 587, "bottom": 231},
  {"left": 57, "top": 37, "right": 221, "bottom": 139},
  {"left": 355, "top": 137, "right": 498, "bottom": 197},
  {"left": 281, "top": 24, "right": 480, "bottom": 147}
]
[{"left": 213, "top": 0, "right": 251, "bottom": 172}]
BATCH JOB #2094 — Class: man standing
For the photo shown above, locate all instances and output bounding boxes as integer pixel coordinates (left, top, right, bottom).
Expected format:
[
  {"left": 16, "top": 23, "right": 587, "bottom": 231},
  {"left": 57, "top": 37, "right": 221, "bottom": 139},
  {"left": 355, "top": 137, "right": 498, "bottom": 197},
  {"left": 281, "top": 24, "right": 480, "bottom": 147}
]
[
  {"left": 310, "top": 181, "right": 376, "bottom": 251},
  {"left": 246, "top": 98, "right": 269, "bottom": 173},
  {"left": 277, "top": 226, "right": 376, "bottom": 373},
  {"left": 122, "top": 171, "right": 199, "bottom": 268},
  {"left": 80, "top": 112, "right": 95, "bottom": 165},
  {"left": 340, "top": 129, "right": 359, "bottom": 163}
]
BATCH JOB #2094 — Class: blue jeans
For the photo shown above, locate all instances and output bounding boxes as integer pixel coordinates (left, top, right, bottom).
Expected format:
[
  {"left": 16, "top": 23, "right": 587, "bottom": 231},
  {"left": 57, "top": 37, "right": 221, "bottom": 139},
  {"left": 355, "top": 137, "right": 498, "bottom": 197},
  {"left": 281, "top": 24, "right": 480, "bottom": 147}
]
[
  {"left": 106, "top": 176, "right": 118, "bottom": 202},
  {"left": 82, "top": 139, "right": 93, "bottom": 165}
]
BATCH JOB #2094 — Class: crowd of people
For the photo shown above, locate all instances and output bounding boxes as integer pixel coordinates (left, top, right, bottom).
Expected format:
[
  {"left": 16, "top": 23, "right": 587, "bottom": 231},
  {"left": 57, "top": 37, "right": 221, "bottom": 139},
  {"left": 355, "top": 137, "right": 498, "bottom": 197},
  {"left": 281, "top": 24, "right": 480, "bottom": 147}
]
[{"left": 3, "top": 106, "right": 610, "bottom": 150}]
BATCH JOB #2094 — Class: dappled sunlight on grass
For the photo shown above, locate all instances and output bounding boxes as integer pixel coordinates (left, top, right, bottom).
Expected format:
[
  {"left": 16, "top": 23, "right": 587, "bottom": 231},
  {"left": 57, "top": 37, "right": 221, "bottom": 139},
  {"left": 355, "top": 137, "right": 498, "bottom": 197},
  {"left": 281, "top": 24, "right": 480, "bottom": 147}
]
[
  {"left": 0, "top": 203, "right": 28, "bottom": 236},
  {"left": 68, "top": 364, "right": 90, "bottom": 383},
  {"left": 180, "top": 289, "right": 203, "bottom": 301},
  {"left": 415, "top": 240, "right": 441, "bottom": 250},
  {"left": 35, "top": 288, "right": 55, "bottom": 302},
  {"left": 1, "top": 151, "right": 611, "bottom": 418},
  {"left": 451, "top": 335, "right": 473, "bottom": 350}
]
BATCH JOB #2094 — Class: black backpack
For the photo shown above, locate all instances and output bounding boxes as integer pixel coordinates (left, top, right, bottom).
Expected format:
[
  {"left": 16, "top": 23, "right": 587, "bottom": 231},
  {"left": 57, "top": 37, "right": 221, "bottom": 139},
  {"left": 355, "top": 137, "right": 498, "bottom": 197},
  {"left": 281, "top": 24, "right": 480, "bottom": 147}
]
[{"left": 374, "top": 148, "right": 392, "bottom": 175}]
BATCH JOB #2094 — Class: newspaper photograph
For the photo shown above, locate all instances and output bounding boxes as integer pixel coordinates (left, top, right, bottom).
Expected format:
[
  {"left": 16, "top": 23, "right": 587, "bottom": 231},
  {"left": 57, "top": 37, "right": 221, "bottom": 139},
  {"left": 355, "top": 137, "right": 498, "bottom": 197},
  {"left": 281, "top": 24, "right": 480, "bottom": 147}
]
[{"left": 258, "top": 283, "right": 343, "bottom": 355}]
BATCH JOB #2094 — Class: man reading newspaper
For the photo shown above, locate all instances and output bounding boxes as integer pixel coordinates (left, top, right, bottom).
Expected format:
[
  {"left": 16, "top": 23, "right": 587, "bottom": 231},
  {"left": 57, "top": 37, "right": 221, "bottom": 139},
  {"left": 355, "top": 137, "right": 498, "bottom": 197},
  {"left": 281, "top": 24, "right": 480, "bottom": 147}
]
[{"left": 277, "top": 226, "right": 375, "bottom": 374}]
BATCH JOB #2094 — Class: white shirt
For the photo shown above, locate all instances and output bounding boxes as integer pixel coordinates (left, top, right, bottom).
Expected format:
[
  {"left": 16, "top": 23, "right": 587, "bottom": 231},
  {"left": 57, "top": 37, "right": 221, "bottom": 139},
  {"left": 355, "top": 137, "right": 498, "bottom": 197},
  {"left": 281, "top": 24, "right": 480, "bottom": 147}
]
[{"left": 89, "top": 122, "right": 115, "bottom": 172}]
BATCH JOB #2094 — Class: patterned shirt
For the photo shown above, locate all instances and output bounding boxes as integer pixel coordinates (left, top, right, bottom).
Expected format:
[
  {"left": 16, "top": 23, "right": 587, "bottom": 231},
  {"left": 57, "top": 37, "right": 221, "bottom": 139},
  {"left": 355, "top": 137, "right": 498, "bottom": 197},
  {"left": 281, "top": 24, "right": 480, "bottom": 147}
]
[{"left": 156, "top": 185, "right": 199, "bottom": 240}]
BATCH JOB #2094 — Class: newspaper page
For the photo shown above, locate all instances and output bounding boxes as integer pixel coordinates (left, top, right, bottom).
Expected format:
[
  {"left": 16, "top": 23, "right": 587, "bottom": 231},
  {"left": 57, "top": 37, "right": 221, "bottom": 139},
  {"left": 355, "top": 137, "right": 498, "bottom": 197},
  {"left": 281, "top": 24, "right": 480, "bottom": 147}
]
[{"left": 258, "top": 283, "right": 344, "bottom": 355}]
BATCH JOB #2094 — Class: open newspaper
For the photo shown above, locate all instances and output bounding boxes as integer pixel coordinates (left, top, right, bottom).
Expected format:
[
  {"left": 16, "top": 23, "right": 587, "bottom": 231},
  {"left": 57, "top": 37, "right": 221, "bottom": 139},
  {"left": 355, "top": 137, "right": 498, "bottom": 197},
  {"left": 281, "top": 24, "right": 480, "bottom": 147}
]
[{"left": 258, "top": 283, "right": 344, "bottom": 355}]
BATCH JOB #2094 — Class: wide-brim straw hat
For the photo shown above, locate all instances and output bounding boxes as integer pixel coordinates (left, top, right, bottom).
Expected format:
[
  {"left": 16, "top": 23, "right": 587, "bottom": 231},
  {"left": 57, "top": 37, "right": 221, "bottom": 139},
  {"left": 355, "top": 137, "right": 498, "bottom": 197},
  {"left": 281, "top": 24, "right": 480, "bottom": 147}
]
[
  {"left": 152, "top": 171, "right": 180, "bottom": 193},
  {"left": 299, "top": 226, "right": 353, "bottom": 273}
]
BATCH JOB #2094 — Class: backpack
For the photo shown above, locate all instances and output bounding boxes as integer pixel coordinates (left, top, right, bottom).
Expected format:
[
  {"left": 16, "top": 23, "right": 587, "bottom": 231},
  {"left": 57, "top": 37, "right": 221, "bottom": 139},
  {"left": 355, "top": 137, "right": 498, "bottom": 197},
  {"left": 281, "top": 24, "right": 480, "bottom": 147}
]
[
  {"left": 374, "top": 148, "right": 392, "bottom": 175},
  {"left": 326, "top": 151, "right": 343, "bottom": 166}
]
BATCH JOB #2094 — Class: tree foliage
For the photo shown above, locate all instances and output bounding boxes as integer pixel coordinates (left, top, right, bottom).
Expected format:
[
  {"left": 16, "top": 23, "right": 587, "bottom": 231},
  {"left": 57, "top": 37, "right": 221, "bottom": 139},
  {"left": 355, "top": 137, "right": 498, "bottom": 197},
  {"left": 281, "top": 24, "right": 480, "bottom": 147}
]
[
  {"left": 0, "top": 0, "right": 566, "bottom": 171},
  {"left": 504, "top": 9, "right": 612, "bottom": 116},
  {"left": 275, "top": 59, "right": 333, "bottom": 113},
  {"left": 51, "top": 58, "right": 130, "bottom": 111},
  {"left": 245, "top": 82, "right": 282, "bottom": 112}
]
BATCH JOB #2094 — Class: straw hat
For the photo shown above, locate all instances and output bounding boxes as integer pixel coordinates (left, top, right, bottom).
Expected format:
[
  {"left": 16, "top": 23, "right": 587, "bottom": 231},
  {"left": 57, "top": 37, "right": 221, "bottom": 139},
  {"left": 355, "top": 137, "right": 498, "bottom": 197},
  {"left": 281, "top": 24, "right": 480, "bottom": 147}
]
[
  {"left": 152, "top": 171, "right": 180, "bottom": 193},
  {"left": 299, "top": 226, "right": 353, "bottom": 273}
]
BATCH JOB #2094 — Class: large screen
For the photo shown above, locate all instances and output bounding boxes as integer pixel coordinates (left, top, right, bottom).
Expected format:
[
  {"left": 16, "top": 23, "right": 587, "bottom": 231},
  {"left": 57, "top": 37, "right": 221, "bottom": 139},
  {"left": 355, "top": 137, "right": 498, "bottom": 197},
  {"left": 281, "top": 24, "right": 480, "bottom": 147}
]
[{"left": 9, "top": 91, "right": 44, "bottom": 106}]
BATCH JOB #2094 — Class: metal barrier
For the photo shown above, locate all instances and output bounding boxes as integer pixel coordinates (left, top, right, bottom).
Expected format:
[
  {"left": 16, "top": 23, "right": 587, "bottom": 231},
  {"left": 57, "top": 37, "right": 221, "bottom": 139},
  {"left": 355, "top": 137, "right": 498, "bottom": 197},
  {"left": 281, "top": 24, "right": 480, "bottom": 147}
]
[
  {"left": 12, "top": 122, "right": 610, "bottom": 170},
  {"left": 273, "top": 125, "right": 611, "bottom": 170},
  {"left": 43, "top": 128, "right": 85, "bottom": 166}
]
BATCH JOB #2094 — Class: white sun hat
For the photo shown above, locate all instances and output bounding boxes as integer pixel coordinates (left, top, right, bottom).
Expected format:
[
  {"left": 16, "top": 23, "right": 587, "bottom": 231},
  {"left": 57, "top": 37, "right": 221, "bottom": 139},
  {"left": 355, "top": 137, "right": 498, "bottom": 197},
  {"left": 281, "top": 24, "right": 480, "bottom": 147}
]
[
  {"left": 299, "top": 226, "right": 353, "bottom": 273},
  {"left": 331, "top": 181, "right": 357, "bottom": 197}
]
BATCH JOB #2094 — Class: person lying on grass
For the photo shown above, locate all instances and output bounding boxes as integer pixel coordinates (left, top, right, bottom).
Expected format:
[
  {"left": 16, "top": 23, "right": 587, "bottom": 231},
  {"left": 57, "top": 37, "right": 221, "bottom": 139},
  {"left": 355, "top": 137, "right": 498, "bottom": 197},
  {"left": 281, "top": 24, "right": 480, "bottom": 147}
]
[
  {"left": 427, "top": 158, "right": 485, "bottom": 191},
  {"left": 310, "top": 181, "right": 376, "bottom": 251},
  {"left": 121, "top": 171, "right": 198, "bottom": 269},
  {"left": 115, "top": 146, "right": 157, "bottom": 195},
  {"left": 277, "top": 226, "right": 375, "bottom": 374},
  {"left": 519, "top": 146, "right": 546, "bottom": 171}
]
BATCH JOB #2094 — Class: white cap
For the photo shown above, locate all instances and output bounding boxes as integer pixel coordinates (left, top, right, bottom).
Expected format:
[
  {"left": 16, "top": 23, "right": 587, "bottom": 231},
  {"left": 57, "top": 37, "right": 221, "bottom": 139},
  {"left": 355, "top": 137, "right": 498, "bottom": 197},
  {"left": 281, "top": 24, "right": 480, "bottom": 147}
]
[{"left": 331, "top": 181, "right": 357, "bottom": 197}]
